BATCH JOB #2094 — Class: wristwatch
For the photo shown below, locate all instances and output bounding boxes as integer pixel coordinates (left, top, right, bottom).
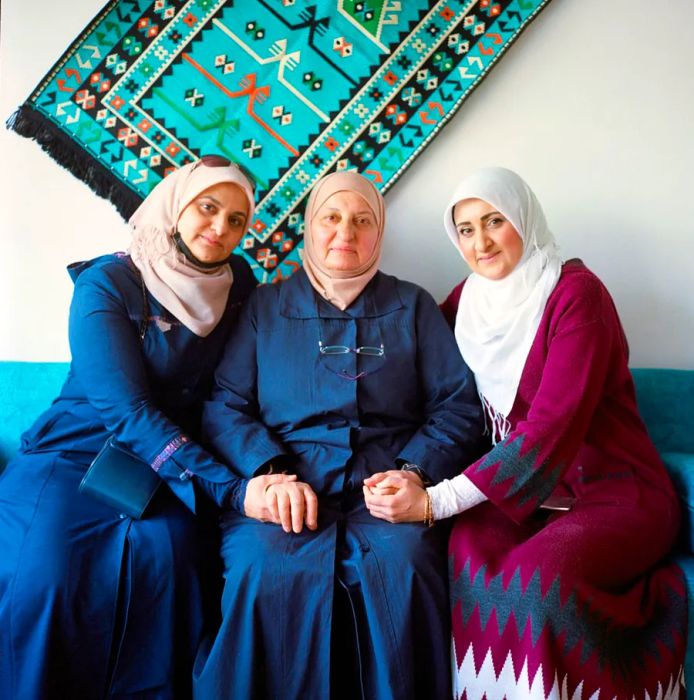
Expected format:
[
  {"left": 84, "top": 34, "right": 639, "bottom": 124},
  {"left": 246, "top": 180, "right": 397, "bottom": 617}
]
[{"left": 400, "top": 462, "right": 432, "bottom": 487}]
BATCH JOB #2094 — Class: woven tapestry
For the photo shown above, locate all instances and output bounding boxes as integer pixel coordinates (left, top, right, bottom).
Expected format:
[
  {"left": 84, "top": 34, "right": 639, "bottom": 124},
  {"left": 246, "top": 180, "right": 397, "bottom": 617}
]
[{"left": 9, "top": 0, "right": 552, "bottom": 281}]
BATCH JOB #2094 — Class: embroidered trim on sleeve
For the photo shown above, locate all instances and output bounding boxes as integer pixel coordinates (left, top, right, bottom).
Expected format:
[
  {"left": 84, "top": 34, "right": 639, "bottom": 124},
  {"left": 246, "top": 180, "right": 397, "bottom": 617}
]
[{"left": 151, "top": 435, "right": 190, "bottom": 472}]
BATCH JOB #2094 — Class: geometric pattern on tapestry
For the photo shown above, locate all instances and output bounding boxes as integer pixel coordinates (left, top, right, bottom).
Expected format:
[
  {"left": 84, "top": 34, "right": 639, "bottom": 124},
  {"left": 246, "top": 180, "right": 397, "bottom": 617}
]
[{"left": 9, "top": 0, "right": 552, "bottom": 282}]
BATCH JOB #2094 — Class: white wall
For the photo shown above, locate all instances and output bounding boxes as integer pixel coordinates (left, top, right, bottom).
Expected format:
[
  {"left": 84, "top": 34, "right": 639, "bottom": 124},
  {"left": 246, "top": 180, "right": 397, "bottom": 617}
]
[{"left": 1, "top": 0, "right": 693, "bottom": 368}]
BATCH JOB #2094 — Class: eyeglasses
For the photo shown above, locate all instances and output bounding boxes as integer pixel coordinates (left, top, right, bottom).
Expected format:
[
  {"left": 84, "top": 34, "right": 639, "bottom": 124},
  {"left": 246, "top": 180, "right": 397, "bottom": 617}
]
[
  {"left": 318, "top": 341, "right": 385, "bottom": 380},
  {"left": 197, "top": 154, "right": 256, "bottom": 191},
  {"left": 318, "top": 342, "right": 384, "bottom": 357}
]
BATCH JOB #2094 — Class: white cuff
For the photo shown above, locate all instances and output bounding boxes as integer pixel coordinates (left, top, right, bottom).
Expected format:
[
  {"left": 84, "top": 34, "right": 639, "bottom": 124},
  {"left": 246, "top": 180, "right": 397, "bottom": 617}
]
[{"left": 427, "top": 474, "right": 487, "bottom": 521}]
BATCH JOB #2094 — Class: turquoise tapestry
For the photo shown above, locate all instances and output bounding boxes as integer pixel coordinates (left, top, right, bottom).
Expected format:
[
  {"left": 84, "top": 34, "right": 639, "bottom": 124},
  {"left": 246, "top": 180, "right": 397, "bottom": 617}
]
[{"left": 9, "top": 0, "right": 552, "bottom": 281}]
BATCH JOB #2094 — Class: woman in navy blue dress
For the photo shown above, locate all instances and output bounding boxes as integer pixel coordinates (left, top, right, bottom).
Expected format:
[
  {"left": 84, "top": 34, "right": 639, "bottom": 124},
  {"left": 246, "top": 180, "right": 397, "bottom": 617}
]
[
  {"left": 0, "top": 156, "right": 291, "bottom": 699},
  {"left": 194, "top": 172, "right": 486, "bottom": 699}
]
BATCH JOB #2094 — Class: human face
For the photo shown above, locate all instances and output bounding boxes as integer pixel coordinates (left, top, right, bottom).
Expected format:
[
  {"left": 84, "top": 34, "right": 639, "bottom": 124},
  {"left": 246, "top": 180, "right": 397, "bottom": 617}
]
[
  {"left": 311, "top": 191, "right": 380, "bottom": 272},
  {"left": 177, "top": 182, "right": 249, "bottom": 263},
  {"left": 453, "top": 198, "right": 523, "bottom": 280}
]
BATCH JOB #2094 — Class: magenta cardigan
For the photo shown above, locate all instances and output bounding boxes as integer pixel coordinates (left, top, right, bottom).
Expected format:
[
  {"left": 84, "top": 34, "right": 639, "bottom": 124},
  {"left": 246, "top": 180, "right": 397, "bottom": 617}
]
[{"left": 440, "top": 259, "right": 679, "bottom": 525}]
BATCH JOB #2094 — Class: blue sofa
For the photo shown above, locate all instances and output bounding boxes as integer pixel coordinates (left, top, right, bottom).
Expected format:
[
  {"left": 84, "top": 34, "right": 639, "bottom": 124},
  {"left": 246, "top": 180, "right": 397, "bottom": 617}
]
[
  {"left": 0, "top": 361, "right": 70, "bottom": 467},
  {"left": 1, "top": 362, "right": 692, "bottom": 680}
]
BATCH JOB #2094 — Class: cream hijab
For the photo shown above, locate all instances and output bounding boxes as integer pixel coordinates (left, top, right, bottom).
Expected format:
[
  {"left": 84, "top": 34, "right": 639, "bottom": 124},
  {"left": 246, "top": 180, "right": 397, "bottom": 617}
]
[
  {"left": 303, "top": 172, "right": 385, "bottom": 310},
  {"left": 129, "top": 159, "right": 255, "bottom": 337},
  {"left": 443, "top": 167, "right": 562, "bottom": 442}
]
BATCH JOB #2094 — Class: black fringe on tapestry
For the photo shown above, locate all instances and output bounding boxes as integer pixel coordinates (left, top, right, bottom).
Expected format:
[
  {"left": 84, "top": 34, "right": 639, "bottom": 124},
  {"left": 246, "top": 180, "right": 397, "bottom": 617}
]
[{"left": 6, "top": 104, "right": 143, "bottom": 221}]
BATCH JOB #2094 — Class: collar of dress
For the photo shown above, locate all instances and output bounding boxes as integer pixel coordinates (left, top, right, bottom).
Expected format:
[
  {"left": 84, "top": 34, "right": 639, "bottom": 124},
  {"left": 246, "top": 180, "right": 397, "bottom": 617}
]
[{"left": 278, "top": 269, "right": 404, "bottom": 319}]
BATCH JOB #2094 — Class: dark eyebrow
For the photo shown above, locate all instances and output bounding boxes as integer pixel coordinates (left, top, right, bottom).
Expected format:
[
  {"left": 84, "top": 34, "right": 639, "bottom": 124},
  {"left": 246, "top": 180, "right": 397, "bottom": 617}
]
[
  {"left": 199, "top": 195, "right": 247, "bottom": 217},
  {"left": 455, "top": 211, "right": 503, "bottom": 227}
]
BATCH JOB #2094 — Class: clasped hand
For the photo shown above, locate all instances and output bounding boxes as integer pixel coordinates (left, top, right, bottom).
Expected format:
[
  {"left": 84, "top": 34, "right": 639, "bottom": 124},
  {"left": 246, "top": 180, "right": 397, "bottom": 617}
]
[
  {"left": 363, "top": 470, "right": 427, "bottom": 523},
  {"left": 244, "top": 473, "right": 318, "bottom": 534},
  {"left": 245, "top": 468, "right": 428, "bottom": 533}
]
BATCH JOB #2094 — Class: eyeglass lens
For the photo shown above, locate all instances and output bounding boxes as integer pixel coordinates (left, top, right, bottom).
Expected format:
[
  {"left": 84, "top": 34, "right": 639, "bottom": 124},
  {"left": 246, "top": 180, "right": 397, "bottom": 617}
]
[
  {"left": 198, "top": 154, "right": 257, "bottom": 191},
  {"left": 199, "top": 154, "right": 231, "bottom": 166}
]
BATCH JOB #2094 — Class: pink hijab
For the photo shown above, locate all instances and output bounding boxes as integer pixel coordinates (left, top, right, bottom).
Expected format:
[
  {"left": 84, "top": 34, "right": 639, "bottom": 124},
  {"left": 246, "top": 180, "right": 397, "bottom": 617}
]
[
  {"left": 303, "top": 172, "right": 385, "bottom": 310},
  {"left": 128, "top": 159, "right": 255, "bottom": 337}
]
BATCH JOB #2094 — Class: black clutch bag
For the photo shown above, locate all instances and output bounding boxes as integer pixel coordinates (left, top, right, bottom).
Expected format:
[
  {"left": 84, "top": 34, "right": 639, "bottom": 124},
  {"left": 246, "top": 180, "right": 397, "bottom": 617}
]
[{"left": 79, "top": 436, "right": 162, "bottom": 519}]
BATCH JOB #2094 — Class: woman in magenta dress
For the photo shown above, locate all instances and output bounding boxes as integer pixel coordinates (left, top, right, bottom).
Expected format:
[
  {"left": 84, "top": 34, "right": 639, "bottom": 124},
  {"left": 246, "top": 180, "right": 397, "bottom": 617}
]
[{"left": 363, "top": 166, "right": 687, "bottom": 699}]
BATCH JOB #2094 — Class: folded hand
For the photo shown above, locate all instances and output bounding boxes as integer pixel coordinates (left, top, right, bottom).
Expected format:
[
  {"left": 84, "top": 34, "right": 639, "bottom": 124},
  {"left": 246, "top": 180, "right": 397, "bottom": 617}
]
[
  {"left": 265, "top": 479, "right": 319, "bottom": 534},
  {"left": 363, "top": 471, "right": 427, "bottom": 523},
  {"left": 364, "top": 468, "right": 423, "bottom": 494},
  {"left": 244, "top": 473, "right": 298, "bottom": 524}
]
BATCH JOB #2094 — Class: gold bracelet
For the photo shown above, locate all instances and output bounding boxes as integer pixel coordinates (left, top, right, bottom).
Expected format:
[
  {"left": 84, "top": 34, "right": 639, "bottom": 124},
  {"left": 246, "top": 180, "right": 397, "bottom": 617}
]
[{"left": 423, "top": 490, "right": 435, "bottom": 528}]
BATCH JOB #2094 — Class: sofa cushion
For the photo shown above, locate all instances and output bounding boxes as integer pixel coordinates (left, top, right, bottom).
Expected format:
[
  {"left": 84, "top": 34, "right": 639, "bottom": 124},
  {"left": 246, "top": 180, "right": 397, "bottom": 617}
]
[
  {"left": 0, "top": 361, "right": 69, "bottom": 468},
  {"left": 662, "top": 452, "right": 694, "bottom": 553},
  {"left": 632, "top": 368, "right": 694, "bottom": 454}
]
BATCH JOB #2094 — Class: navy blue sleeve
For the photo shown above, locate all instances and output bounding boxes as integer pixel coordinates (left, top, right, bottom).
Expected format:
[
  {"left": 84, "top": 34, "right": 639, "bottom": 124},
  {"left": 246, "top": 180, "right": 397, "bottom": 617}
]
[
  {"left": 396, "top": 289, "right": 486, "bottom": 482},
  {"left": 229, "top": 253, "right": 258, "bottom": 304},
  {"left": 68, "top": 263, "right": 247, "bottom": 513},
  {"left": 202, "top": 290, "right": 293, "bottom": 479}
]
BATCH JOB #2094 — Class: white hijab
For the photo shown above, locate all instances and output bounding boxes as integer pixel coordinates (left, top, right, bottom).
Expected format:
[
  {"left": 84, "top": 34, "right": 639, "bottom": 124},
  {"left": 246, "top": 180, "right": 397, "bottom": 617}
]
[{"left": 443, "top": 167, "right": 562, "bottom": 443}]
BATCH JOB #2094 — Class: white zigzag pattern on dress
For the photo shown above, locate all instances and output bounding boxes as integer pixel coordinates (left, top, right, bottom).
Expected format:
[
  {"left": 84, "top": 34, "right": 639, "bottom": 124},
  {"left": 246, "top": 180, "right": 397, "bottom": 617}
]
[{"left": 452, "top": 641, "right": 686, "bottom": 700}]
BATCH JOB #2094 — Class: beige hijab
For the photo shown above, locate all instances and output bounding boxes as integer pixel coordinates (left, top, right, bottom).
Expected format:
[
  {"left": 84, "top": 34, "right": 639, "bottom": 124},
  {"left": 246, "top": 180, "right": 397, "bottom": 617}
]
[
  {"left": 129, "top": 159, "right": 255, "bottom": 337},
  {"left": 303, "top": 171, "right": 385, "bottom": 310}
]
